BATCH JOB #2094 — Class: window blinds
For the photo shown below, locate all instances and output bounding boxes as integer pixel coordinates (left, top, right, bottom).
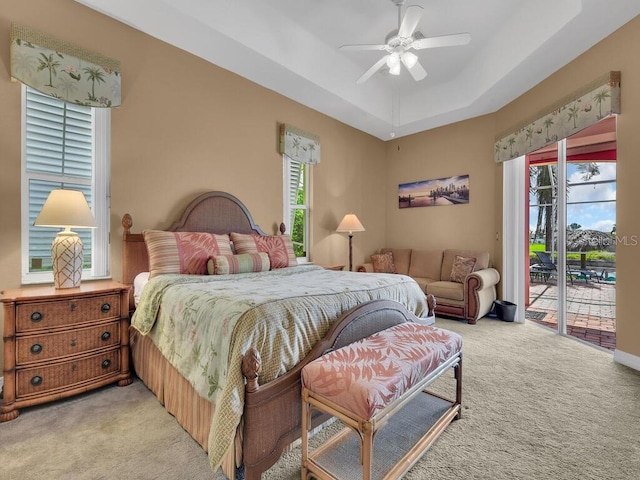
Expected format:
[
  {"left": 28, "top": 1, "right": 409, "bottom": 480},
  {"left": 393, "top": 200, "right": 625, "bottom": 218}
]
[{"left": 26, "top": 87, "right": 94, "bottom": 270}]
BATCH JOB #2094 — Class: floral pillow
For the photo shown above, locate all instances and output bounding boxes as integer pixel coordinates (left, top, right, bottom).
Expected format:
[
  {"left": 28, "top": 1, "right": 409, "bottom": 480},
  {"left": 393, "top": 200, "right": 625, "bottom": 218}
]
[
  {"left": 231, "top": 232, "right": 297, "bottom": 269},
  {"left": 450, "top": 255, "right": 477, "bottom": 283},
  {"left": 143, "top": 230, "right": 233, "bottom": 278},
  {"left": 207, "top": 252, "right": 270, "bottom": 275},
  {"left": 371, "top": 252, "right": 396, "bottom": 274}
]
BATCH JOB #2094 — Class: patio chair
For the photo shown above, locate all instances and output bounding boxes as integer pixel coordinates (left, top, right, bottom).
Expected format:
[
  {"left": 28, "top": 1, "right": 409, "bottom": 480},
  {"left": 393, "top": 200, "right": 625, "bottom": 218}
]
[{"left": 530, "top": 251, "right": 575, "bottom": 285}]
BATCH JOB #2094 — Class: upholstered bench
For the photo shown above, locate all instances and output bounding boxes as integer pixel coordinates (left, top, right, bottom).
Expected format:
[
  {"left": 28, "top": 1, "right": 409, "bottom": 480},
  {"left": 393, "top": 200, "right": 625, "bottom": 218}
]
[{"left": 301, "top": 322, "right": 462, "bottom": 480}]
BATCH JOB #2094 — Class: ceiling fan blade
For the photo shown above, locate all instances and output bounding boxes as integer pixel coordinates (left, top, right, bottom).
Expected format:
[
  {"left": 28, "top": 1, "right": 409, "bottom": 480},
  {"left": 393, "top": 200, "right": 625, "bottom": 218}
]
[
  {"left": 356, "top": 55, "right": 390, "bottom": 84},
  {"left": 340, "top": 43, "right": 389, "bottom": 51},
  {"left": 402, "top": 57, "right": 427, "bottom": 81},
  {"left": 411, "top": 32, "right": 471, "bottom": 50},
  {"left": 398, "top": 5, "right": 423, "bottom": 38}
]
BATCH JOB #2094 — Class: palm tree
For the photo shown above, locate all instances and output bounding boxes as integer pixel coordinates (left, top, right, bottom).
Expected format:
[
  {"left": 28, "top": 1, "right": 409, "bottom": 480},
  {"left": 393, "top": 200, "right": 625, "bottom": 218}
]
[
  {"left": 530, "top": 164, "right": 556, "bottom": 252},
  {"left": 567, "top": 104, "right": 580, "bottom": 129},
  {"left": 543, "top": 117, "right": 554, "bottom": 142},
  {"left": 83, "top": 67, "right": 106, "bottom": 101},
  {"left": 37, "top": 53, "right": 60, "bottom": 87},
  {"left": 593, "top": 88, "right": 610, "bottom": 119}
]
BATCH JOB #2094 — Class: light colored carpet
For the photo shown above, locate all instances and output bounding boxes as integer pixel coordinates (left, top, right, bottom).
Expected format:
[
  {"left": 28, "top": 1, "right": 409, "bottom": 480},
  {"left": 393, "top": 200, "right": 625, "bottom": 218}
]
[{"left": 1, "top": 318, "right": 639, "bottom": 480}]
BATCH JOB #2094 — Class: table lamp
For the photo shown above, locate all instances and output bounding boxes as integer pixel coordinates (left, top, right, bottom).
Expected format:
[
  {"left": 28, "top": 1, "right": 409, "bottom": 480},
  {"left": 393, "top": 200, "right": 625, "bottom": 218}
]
[
  {"left": 336, "top": 213, "right": 365, "bottom": 272},
  {"left": 34, "top": 189, "right": 97, "bottom": 289}
]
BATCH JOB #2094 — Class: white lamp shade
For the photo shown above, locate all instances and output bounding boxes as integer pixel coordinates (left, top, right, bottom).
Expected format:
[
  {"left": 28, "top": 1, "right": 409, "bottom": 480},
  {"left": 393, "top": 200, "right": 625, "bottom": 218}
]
[
  {"left": 34, "top": 189, "right": 96, "bottom": 288},
  {"left": 336, "top": 214, "right": 365, "bottom": 234},
  {"left": 34, "top": 189, "right": 96, "bottom": 229}
]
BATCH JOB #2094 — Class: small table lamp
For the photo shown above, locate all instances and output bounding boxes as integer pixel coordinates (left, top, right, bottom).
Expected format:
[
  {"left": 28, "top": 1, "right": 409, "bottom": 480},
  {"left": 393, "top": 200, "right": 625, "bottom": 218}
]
[
  {"left": 34, "top": 189, "right": 97, "bottom": 289},
  {"left": 336, "top": 213, "right": 365, "bottom": 272}
]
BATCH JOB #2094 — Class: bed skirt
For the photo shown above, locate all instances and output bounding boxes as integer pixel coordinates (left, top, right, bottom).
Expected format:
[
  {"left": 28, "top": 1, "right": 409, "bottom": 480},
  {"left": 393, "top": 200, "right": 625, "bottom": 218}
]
[{"left": 129, "top": 327, "right": 236, "bottom": 478}]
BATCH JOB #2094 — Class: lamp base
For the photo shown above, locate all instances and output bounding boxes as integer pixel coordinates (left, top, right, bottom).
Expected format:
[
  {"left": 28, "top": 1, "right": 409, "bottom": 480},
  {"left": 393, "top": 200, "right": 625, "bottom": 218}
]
[{"left": 51, "top": 231, "right": 84, "bottom": 289}]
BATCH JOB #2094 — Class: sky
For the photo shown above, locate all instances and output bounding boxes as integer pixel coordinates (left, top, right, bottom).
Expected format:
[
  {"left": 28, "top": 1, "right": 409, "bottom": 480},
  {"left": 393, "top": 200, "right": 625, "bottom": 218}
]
[{"left": 529, "top": 161, "right": 616, "bottom": 235}]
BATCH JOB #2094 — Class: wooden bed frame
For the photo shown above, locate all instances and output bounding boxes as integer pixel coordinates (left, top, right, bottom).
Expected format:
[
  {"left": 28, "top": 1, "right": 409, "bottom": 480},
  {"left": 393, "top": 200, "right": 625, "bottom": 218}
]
[{"left": 122, "top": 191, "right": 435, "bottom": 480}]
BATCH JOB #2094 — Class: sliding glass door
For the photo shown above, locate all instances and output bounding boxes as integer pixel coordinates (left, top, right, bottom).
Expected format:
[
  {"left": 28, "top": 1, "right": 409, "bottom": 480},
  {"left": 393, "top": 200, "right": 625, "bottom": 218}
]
[{"left": 526, "top": 116, "right": 617, "bottom": 350}]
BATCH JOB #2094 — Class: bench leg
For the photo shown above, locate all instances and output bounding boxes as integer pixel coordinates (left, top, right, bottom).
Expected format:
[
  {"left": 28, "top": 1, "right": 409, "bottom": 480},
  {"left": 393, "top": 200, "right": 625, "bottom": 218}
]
[
  {"left": 455, "top": 359, "right": 463, "bottom": 420},
  {"left": 362, "top": 422, "right": 374, "bottom": 480},
  {"left": 301, "top": 389, "right": 311, "bottom": 480}
]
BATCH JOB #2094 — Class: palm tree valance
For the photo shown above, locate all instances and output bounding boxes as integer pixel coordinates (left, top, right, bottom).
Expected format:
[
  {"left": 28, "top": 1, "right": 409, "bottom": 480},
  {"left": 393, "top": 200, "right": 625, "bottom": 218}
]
[
  {"left": 10, "top": 23, "right": 121, "bottom": 108},
  {"left": 279, "top": 124, "right": 321, "bottom": 164},
  {"left": 494, "top": 71, "right": 620, "bottom": 163}
]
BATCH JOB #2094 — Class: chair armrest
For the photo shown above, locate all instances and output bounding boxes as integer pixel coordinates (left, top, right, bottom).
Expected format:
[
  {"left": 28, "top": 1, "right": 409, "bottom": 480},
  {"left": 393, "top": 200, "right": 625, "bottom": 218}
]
[
  {"left": 356, "top": 263, "right": 374, "bottom": 273},
  {"left": 466, "top": 267, "right": 500, "bottom": 289},
  {"left": 465, "top": 268, "right": 500, "bottom": 323}
]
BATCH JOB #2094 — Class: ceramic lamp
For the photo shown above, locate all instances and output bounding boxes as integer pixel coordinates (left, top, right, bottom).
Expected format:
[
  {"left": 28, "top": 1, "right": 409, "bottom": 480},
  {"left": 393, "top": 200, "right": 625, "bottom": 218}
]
[{"left": 34, "top": 189, "right": 96, "bottom": 289}]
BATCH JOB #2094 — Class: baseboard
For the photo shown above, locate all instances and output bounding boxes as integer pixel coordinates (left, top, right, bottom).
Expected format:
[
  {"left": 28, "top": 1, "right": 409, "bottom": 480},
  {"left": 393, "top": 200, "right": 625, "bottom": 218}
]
[{"left": 613, "top": 349, "right": 640, "bottom": 372}]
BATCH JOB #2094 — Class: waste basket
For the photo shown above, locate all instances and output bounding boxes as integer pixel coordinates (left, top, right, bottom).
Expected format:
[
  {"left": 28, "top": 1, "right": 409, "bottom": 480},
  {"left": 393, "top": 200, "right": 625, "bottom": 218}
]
[{"left": 494, "top": 300, "right": 517, "bottom": 322}]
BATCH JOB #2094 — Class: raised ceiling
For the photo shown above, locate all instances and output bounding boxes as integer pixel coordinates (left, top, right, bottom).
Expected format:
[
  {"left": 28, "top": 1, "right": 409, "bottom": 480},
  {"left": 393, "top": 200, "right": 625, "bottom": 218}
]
[{"left": 75, "top": 0, "right": 640, "bottom": 140}]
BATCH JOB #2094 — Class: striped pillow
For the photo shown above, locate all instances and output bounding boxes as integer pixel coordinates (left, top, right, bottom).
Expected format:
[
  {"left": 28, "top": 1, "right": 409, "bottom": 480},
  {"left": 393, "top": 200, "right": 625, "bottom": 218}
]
[
  {"left": 143, "top": 230, "right": 233, "bottom": 278},
  {"left": 207, "top": 252, "right": 270, "bottom": 275},
  {"left": 230, "top": 233, "right": 297, "bottom": 269}
]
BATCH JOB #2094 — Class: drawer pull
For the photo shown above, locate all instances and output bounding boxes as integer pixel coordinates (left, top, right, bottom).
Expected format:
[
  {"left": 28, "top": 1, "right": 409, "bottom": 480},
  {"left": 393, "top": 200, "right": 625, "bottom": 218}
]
[
  {"left": 30, "top": 343, "right": 43, "bottom": 355},
  {"left": 101, "top": 359, "right": 111, "bottom": 369},
  {"left": 101, "top": 303, "right": 111, "bottom": 313},
  {"left": 101, "top": 331, "right": 111, "bottom": 341},
  {"left": 30, "top": 375, "right": 43, "bottom": 386},
  {"left": 70, "top": 339, "right": 77, "bottom": 348},
  {"left": 30, "top": 311, "right": 43, "bottom": 323}
]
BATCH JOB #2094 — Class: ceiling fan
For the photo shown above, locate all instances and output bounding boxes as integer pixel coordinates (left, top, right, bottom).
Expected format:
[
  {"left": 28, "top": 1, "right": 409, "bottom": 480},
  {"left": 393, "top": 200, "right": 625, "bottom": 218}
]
[{"left": 340, "top": 0, "right": 471, "bottom": 84}]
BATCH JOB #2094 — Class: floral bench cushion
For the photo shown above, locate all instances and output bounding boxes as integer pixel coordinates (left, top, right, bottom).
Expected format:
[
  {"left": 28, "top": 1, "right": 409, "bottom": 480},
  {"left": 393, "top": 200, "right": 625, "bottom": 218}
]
[{"left": 301, "top": 322, "right": 462, "bottom": 420}]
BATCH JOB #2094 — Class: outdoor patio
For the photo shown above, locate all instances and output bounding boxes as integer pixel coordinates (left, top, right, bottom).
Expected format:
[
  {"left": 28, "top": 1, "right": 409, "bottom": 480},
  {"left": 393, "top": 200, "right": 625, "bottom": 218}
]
[{"left": 526, "top": 277, "right": 616, "bottom": 350}]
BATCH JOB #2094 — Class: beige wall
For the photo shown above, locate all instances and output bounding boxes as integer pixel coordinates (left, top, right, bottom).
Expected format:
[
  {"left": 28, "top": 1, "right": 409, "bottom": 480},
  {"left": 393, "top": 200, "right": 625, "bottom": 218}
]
[
  {"left": 1, "top": 1, "right": 638, "bottom": 376},
  {"left": 383, "top": 115, "right": 499, "bottom": 263}
]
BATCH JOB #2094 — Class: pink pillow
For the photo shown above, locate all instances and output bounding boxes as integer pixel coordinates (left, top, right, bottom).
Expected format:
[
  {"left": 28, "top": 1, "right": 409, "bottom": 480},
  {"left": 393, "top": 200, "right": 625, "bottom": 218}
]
[
  {"left": 231, "top": 232, "right": 297, "bottom": 269},
  {"left": 143, "top": 230, "right": 233, "bottom": 278},
  {"left": 371, "top": 252, "right": 396, "bottom": 273}
]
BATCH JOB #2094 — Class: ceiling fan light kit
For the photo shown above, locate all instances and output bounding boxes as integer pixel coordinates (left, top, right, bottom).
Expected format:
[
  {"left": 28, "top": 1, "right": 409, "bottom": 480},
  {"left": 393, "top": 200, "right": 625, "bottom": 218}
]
[{"left": 340, "top": 0, "right": 471, "bottom": 83}]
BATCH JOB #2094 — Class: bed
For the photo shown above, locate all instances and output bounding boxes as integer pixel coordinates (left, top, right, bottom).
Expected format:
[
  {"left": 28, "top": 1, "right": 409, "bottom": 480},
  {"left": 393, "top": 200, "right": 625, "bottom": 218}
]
[{"left": 122, "top": 191, "right": 435, "bottom": 479}]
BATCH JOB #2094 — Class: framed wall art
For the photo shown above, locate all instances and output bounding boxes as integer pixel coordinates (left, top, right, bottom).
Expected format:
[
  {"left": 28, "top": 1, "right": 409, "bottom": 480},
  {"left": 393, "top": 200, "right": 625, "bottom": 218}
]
[{"left": 399, "top": 175, "right": 469, "bottom": 209}]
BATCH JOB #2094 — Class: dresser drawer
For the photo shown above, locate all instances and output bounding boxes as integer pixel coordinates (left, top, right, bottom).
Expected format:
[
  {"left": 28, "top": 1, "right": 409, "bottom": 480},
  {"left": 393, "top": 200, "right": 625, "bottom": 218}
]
[
  {"left": 16, "top": 321, "right": 120, "bottom": 365},
  {"left": 15, "top": 293, "right": 121, "bottom": 332},
  {"left": 16, "top": 349, "right": 120, "bottom": 397}
]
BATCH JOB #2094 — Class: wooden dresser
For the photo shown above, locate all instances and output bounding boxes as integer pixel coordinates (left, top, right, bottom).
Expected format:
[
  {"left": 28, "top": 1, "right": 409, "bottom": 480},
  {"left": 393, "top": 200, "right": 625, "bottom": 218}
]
[{"left": 0, "top": 281, "right": 132, "bottom": 422}]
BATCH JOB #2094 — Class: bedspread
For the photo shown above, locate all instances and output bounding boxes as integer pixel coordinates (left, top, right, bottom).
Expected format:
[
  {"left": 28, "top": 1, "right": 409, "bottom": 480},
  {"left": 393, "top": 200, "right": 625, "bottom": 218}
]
[{"left": 130, "top": 264, "right": 428, "bottom": 472}]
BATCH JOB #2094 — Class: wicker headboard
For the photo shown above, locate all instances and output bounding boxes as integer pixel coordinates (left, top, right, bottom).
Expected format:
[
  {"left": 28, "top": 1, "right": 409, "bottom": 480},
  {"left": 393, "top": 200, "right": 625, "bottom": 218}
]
[{"left": 121, "top": 191, "right": 269, "bottom": 312}]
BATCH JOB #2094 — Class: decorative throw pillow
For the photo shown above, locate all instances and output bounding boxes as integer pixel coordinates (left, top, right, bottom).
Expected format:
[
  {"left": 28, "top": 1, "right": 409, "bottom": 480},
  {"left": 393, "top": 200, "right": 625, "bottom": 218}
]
[
  {"left": 371, "top": 252, "right": 396, "bottom": 273},
  {"left": 207, "top": 252, "right": 270, "bottom": 275},
  {"left": 450, "top": 255, "right": 477, "bottom": 283},
  {"left": 143, "top": 230, "right": 233, "bottom": 278},
  {"left": 230, "top": 232, "right": 297, "bottom": 269}
]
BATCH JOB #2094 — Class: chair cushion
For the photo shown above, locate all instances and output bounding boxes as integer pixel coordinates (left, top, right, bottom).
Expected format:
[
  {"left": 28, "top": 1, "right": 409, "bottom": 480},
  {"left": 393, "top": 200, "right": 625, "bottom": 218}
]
[
  {"left": 302, "top": 322, "right": 462, "bottom": 420},
  {"left": 427, "top": 281, "right": 465, "bottom": 301},
  {"left": 409, "top": 249, "right": 443, "bottom": 280}
]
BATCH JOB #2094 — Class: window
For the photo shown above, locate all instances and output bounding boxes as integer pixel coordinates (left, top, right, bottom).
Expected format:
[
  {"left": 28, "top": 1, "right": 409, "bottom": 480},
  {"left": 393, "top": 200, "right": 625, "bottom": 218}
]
[
  {"left": 283, "top": 156, "right": 309, "bottom": 261},
  {"left": 22, "top": 85, "right": 110, "bottom": 284}
]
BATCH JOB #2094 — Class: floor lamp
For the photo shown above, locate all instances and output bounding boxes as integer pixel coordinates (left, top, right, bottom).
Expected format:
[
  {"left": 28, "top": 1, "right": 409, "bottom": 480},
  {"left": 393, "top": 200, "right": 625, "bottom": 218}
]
[
  {"left": 34, "top": 189, "right": 97, "bottom": 289},
  {"left": 336, "top": 214, "right": 366, "bottom": 272}
]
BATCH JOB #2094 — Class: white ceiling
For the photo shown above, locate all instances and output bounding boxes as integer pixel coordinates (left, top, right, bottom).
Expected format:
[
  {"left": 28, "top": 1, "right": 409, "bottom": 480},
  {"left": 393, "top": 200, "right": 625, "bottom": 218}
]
[{"left": 75, "top": 0, "right": 640, "bottom": 140}]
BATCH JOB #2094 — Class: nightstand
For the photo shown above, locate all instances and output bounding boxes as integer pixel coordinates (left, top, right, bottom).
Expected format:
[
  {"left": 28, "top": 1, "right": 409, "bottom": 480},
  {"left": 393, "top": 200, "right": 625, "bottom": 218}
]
[{"left": 0, "top": 281, "right": 132, "bottom": 422}]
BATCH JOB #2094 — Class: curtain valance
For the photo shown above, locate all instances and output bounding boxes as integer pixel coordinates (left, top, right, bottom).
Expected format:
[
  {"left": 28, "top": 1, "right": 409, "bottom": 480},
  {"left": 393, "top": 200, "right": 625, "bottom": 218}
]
[
  {"left": 279, "top": 124, "right": 321, "bottom": 164},
  {"left": 494, "top": 71, "right": 620, "bottom": 163},
  {"left": 10, "top": 23, "right": 121, "bottom": 108}
]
